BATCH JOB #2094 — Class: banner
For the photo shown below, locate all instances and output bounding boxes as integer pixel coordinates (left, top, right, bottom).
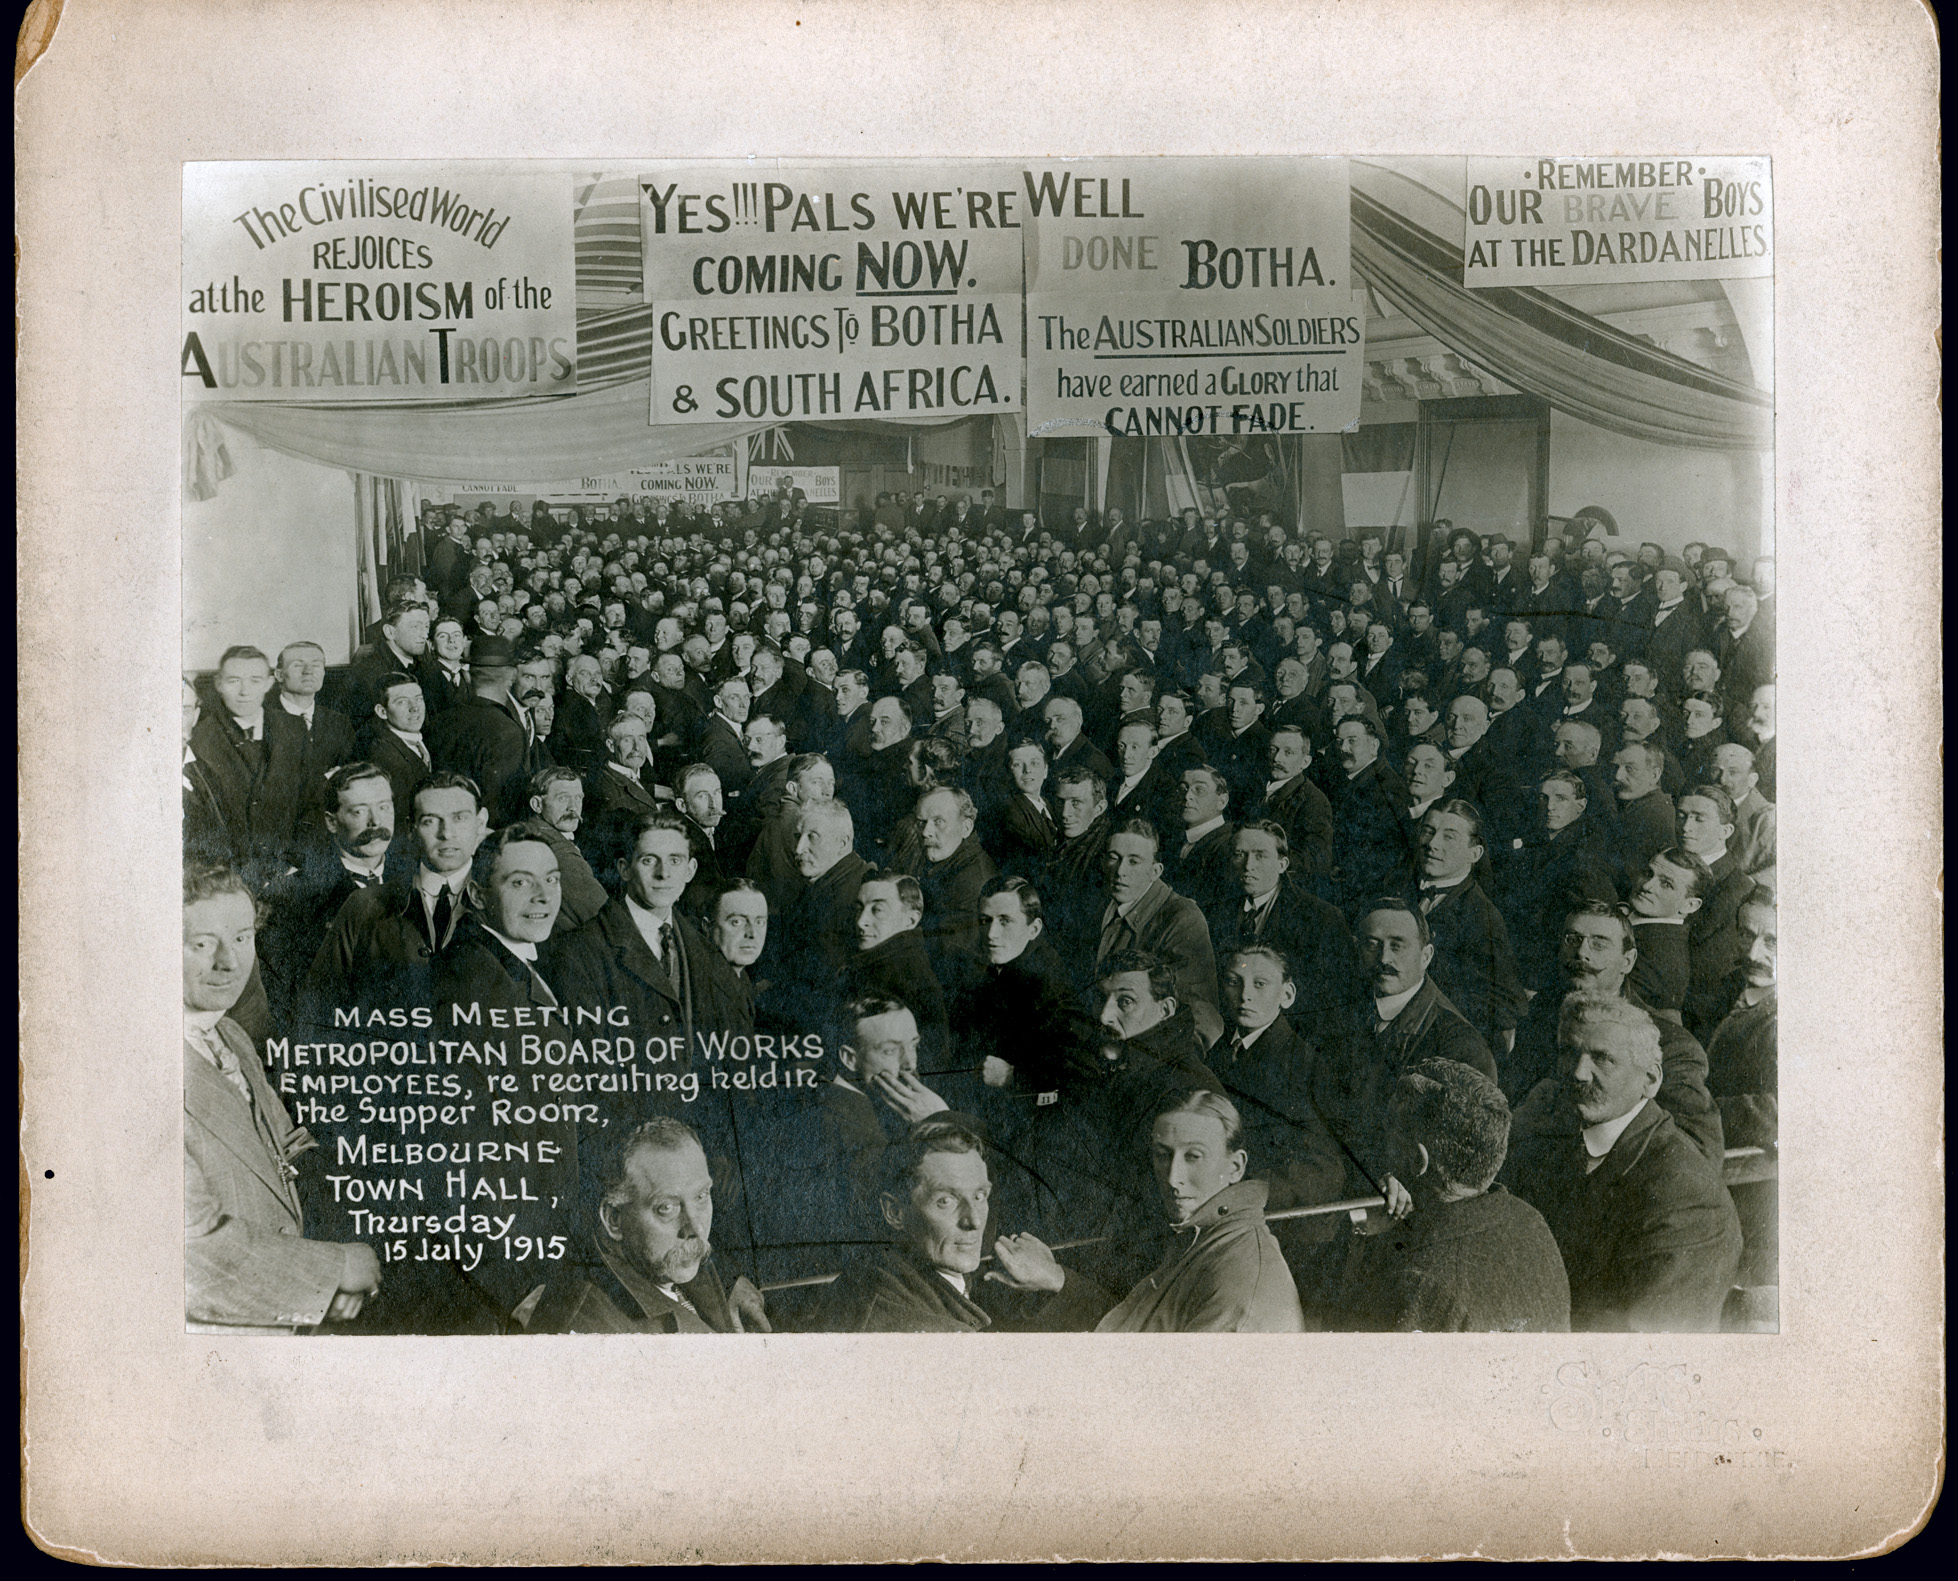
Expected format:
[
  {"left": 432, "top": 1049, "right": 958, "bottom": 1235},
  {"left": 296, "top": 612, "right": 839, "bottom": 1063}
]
[
  {"left": 743, "top": 465, "right": 840, "bottom": 504},
  {"left": 1462, "top": 156, "right": 1772, "bottom": 285},
  {"left": 641, "top": 162, "right": 1024, "bottom": 425},
  {"left": 182, "top": 162, "right": 578, "bottom": 402},
  {"left": 1024, "top": 159, "right": 1361, "bottom": 438},
  {"left": 447, "top": 456, "right": 744, "bottom": 504}
]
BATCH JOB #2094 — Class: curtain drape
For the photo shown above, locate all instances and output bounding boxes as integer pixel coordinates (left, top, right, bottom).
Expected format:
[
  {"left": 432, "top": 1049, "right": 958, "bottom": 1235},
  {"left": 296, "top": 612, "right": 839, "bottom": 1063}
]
[
  {"left": 1351, "top": 191, "right": 1773, "bottom": 452},
  {"left": 191, "top": 377, "right": 978, "bottom": 488}
]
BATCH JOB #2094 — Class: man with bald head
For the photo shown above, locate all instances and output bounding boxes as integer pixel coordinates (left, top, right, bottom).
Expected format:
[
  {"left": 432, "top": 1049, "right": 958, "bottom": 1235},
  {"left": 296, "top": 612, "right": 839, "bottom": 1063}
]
[{"left": 772, "top": 797, "right": 870, "bottom": 996}]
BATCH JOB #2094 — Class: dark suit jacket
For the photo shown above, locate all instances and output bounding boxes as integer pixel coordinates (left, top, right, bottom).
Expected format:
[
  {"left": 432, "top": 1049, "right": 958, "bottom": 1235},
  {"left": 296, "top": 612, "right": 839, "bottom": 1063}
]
[
  {"left": 843, "top": 929, "right": 952, "bottom": 1072},
  {"left": 993, "top": 792, "right": 1059, "bottom": 879},
  {"left": 276, "top": 696, "right": 358, "bottom": 825},
  {"left": 1210, "top": 879, "right": 1358, "bottom": 1026},
  {"left": 767, "top": 851, "right": 872, "bottom": 1022},
  {"left": 918, "top": 835, "right": 998, "bottom": 973},
  {"left": 428, "top": 692, "right": 535, "bottom": 827},
  {"left": 1209, "top": 1015, "right": 1346, "bottom": 1213},
  {"left": 552, "top": 900, "right": 754, "bottom": 1090},
  {"left": 1165, "top": 820, "right": 1239, "bottom": 915},
  {"left": 188, "top": 707, "right": 310, "bottom": 870},
  {"left": 1051, "top": 733, "right": 1115, "bottom": 785},
  {"left": 549, "top": 691, "right": 608, "bottom": 776},
  {"left": 299, "top": 876, "right": 456, "bottom": 1036},
  {"left": 1330, "top": 758, "right": 1411, "bottom": 908},
  {"left": 1627, "top": 919, "right": 1691, "bottom": 1012},
  {"left": 720, "top": 754, "right": 792, "bottom": 870},
  {"left": 1612, "top": 791, "right": 1678, "bottom": 889},
  {"left": 1248, "top": 771, "right": 1335, "bottom": 882},
  {"left": 363, "top": 726, "right": 433, "bottom": 830},
  {"left": 696, "top": 714, "right": 754, "bottom": 799},
  {"left": 1107, "top": 761, "right": 1184, "bottom": 848},
  {"left": 1506, "top": 1098, "right": 1741, "bottom": 1332},
  {"left": 1312, "top": 977, "right": 1496, "bottom": 1193},
  {"left": 1416, "top": 878, "right": 1531, "bottom": 1038}
]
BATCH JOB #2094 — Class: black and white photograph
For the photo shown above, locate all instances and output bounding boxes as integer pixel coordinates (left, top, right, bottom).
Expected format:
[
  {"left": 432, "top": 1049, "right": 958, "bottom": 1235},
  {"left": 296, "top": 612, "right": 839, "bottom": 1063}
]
[{"left": 19, "top": 0, "right": 1941, "bottom": 1564}]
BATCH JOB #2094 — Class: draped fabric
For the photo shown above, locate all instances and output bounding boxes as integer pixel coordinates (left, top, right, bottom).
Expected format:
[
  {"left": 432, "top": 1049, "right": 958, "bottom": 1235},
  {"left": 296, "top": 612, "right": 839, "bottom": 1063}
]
[
  {"left": 1351, "top": 191, "right": 1773, "bottom": 452},
  {"left": 193, "top": 377, "right": 978, "bottom": 488},
  {"left": 182, "top": 409, "right": 237, "bottom": 502}
]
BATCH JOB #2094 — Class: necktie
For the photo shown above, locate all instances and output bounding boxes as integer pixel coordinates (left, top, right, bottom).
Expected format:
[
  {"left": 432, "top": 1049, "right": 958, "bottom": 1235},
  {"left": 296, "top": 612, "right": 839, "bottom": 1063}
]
[
  {"left": 524, "top": 958, "right": 559, "bottom": 1007},
  {"left": 1418, "top": 884, "right": 1446, "bottom": 915},
  {"left": 431, "top": 885, "right": 454, "bottom": 946},
  {"left": 1098, "top": 909, "right": 1132, "bottom": 961},
  {"left": 201, "top": 1028, "right": 257, "bottom": 1111}
]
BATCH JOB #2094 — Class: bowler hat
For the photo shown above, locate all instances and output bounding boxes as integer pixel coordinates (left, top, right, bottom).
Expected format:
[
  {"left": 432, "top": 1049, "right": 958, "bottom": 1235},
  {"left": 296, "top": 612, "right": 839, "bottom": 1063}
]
[{"left": 471, "top": 635, "right": 518, "bottom": 668}]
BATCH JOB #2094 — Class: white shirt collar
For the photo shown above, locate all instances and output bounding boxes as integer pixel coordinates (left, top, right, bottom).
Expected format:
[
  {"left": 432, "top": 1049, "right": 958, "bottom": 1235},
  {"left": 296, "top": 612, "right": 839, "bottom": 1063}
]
[
  {"left": 1182, "top": 814, "right": 1226, "bottom": 847},
  {"left": 624, "top": 893, "right": 673, "bottom": 956},
  {"left": 1373, "top": 982, "right": 1423, "bottom": 1023},
  {"left": 1117, "top": 773, "right": 1146, "bottom": 797},
  {"left": 227, "top": 711, "right": 265, "bottom": 739},
  {"left": 1582, "top": 1096, "right": 1649, "bottom": 1160},
  {"left": 937, "top": 1269, "right": 968, "bottom": 1297},
  {"left": 184, "top": 1008, "right": 228, "bottom": 1038},
  {"left": 391, "top": 726, "right": 425, "bottom": 746},
  {"left": 482, "top": 924, "right": 539, "bottom": 962},
  {"left": 340, "top": 848, "right": 388, "bottom": 879},
  {"left": 1409, "top": 795, "right": 1439, "bottom": 822},
  {"left": 1234, "top": 1021, "right": 1272, "bottom": 1049},
  {"left": 1632, "top": 915, "right": 1686, "bottom": 927},
  {"left": 418, "top": 865, "right": 468, "bottom": 899},
  {"left": 277, "top": 693, "right": 315, "bottom": 723}
]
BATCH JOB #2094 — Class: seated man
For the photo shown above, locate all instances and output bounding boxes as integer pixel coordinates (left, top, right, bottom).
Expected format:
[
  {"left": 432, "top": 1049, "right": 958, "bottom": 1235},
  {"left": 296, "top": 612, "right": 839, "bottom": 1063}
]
[
  {"left": 1209, "top": 820, "right": 1356, "bottom": 1029},
  {"left": 816, "top": 1118, "right": 999, "bottom": 1333},
  {"left": 183, "top": 861, "right": 381, "bottom": 1333},
  {"left": 1311, "top": 898, "right": 1497, "bottom": 1211},
  {"left": 1504, "top": 994, "right": 1742, "bottom": 1332},
  {"left": 990, "top": 1090, "right": 1305, "bottom": 1333},
  {"left": 1332, "top": 1059, "right": 1570, "bottom": 1333},
  {"left": 1625, "top": 847, "right": 1712, "bottom": 1014},
  {"left": 1706, "top": 887, "right": 1779, "bottom": 1319},
  {"left": 527, "top": 1119, "right": 768, "bottom": 1334},
  {"left": 1210, "top": 946, "right": 1346, "bottom": 1222},
  {"left": 843, "top": 871, "right": 953, "bottom": 1078}
]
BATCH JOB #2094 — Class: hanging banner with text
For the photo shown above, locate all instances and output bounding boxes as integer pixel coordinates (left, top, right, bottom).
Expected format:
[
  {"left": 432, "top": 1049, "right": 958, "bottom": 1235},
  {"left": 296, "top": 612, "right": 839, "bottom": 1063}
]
[
  {"left": 743, "top": 466, "right": 841, "bottom": 504},
  {"left": 1024, "top": 159, "right": 1360, "bottom": 438},
  {"left": 182, "top": 162, "right": 578, "bottom": 402},
  {"left": 641, "top": 162, "right": 1025, "bottom": 426},
  {"left": 446, "top": 456, "right": 745, "bottom": 505},
  {"left": 1463, "top": 156, "right": 1772, "bottom": 286}
]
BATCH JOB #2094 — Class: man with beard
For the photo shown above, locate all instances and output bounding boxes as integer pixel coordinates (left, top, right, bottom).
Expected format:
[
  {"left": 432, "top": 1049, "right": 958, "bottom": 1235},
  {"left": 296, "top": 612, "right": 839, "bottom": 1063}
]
[
  {"left": 529, "top": 1119, "right": 768, "bottom": 1334},
  {"left": 523, "top": 766, "right": 609, "bottom": 930},
  {"left": 1503, "top": 994, "right": 1740, "bottom": 1332},
  {"left": 1502, "top": 900, "right": 1723, "bottom": 1167}
]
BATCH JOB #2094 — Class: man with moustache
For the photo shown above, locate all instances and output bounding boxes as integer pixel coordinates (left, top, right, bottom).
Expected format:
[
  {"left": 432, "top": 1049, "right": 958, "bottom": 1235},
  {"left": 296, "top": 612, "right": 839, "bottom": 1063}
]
[
  {"left": 529, "top": 1119, "right": 768, "bottom": 1334},
  {"left": 587, "top": 711, "right": 662, "bottom": 848},
  {"left": 258, "top": 761, "right": 411, "bottom": 1031},
  {"left": 183, "top": 861, "right": 383, "bottom": 1334},
  {"left": 1503, "top": 994, "right": 1740, "bottom": 1332},
  {"left": 1167, "top": 764, "right": 1239, "bottom": 916},
  {"left": 1503, "top": 898, "right": 1723, "bottom": 1165},
  {"left": 299, "top": 772, "right": 489, "bottom": 1033},
  {"left": 1617, "top": 694, "right": 1687, "bottom": 800},
  {"left": 1329, "top": 715, "right": 1410, "bottom": 910},
  {"left": 911, "top": 785, "right": 998, "bottom": 977},
  {"left": 1310, "top": 899, "right": 1497, "bottom": 1216},
  {"left": 744, "top": 753, "right": 834, "bottom": 915},
  {"left": 523, "top": 766, "right": 609, "bottom": 930},
  {"left": 696, "top": 679, "right": 756, "bottom": 803},
  {"left": 1249, "top": 725, "right": 1334, "bottom": 888}
]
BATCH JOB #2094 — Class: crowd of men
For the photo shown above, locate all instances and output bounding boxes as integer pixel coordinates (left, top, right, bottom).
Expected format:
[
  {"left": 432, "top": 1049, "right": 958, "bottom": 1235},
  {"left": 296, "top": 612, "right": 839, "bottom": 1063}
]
[{"left": 183, "top": 486, "right": 1779, "bottom": 1337}]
